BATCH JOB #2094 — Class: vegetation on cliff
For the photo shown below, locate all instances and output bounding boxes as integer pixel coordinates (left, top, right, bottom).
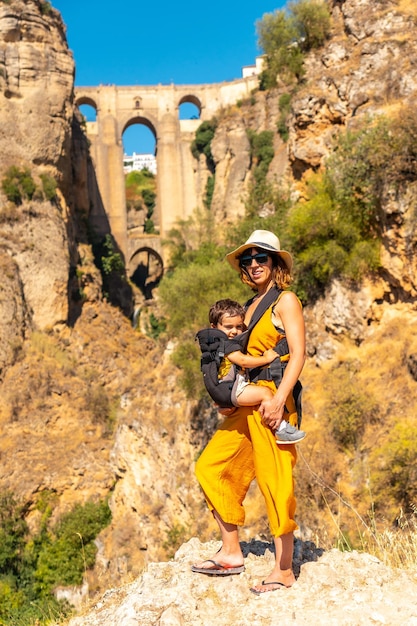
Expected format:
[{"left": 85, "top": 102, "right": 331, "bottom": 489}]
[
  {"left": 125, "top": 168, "right": 157, "bottom": 234},
  {"left": 256, "top": 0, "right": 331, "bottom": 88},
  {"left": 0, "top": 494, "right": 111, "bottom": 623}
]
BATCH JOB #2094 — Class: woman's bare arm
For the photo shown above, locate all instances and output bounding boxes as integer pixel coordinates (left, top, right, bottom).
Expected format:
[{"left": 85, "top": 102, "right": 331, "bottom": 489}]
[{"left": 259, "top": 292, "right": 306, "bottom": 430}]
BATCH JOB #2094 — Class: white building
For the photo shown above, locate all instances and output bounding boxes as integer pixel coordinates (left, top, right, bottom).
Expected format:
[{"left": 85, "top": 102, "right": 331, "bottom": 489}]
[
  {"left": 242, "top": 55, "right": 266, "bottom": 78},
  {"left": 123, "top": 152, "right": 157, "bottom": 175}
]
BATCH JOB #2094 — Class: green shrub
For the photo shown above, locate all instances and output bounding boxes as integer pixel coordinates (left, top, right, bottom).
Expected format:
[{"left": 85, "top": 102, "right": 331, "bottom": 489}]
[
  {"left": 290, "top": 0, "right": 331, "bottom": 51},
  {"left": 371, "top": 419, "right": 417, "bottom": 512},
  {"left": 245, "top": 130, "right": 277, "bottom": 214},
  {"left": 0, "top": 493, "right": 109, "bottom": 622},
  {"left": 277, "top": 92, "right": 292, "bottom": 141},
  {"left": 101, "top": 234, "right": 125, "bottom": 274},
  {"left": 287, "top": 170, "right": 381, "bottom": 301},
  {"left": 162, "top": 523, "right": 189, "bottom": 560},
  {"left": 20, "top": 171, "right": 36, "bottom": 200},
  {"left": 324, "top": 365, "right": 378, "bottom": 450},
  {"left": 191, "top": 119, "right": 217, "bottom": 171},
  {"left": 257, "top": 8, "right": 300, "bottom": 88},
  {"left": 204, "top": 175, "right": 215, "bottom": 209},
  {"left": 2, "top": 167, "right": 23, "bottom": 204},
  {"left": 34, "top": 500, "right": 111, "bottom": 591},
  {"left": 146, "top": 312, "right": 167, "bottom": 339},
  {"left": 40, "top": 1, "right": 52, "bottom": 14},
  {"left": 1, "top": 166, "right": 37, "bottom": 204},
  {"left": 143, "top": 218, "right": 155, "bottom": 233},
  {"left": 142, "top": 187, "right": 156, "bottom": 210},
  {"left": 248, "top": 130, "right": 274, "bottom": 171},
  {"left": 0, "top": 493, "right": 28, "bottom": 577},
  {"left": 327, "top": 107, "right": 417, "bottom": 238},
  {"left": 40, "top": 173, "right": 58, "bottom": 201}
]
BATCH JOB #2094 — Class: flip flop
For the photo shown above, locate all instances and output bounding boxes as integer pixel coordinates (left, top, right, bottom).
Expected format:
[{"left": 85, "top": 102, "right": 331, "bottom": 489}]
[
  {"left": 250, "top": 580, "right": 289, "bottom": 595},
  {"left": 191, "top": 559, "right": 245, "bottom": 576}
]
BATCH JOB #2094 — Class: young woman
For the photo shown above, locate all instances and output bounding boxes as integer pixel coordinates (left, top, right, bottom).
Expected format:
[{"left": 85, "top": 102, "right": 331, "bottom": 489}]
[{"left": 191, "top": 230, "right": 306, "bottom": 594}]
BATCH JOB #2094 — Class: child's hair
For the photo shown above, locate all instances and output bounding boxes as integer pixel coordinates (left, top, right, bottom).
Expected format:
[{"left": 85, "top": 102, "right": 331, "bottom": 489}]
[{"left": 209, "top": 299, "right": 246, "bottom": 326}]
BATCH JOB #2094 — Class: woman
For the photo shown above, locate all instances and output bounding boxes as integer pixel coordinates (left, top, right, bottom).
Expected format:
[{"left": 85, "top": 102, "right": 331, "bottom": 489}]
[{"left": 191, "top": 230, "right": 306, "bottom": 594}]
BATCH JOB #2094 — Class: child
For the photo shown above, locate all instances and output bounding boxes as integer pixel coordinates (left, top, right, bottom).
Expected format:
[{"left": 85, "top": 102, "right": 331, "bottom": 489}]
[{"left": 205, "top": 299, "right": 305, "bottom": 444}]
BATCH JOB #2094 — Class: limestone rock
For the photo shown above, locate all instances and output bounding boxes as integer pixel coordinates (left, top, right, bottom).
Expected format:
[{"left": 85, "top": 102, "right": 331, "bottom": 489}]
[
  {"left": 64, "top": 538, "right": 417, "bottom": 626},
  {"left": 0, "top": 0, "right": 75, "bottom": 344},
  {"left": 210, "top": 116, "right": 250, "bottom": 221},
  {"left": 0, "top": 251, "right": 31, "bottom": 377},
  {"left": 0, "top": 0, "right": 74, "bottom": 170}
]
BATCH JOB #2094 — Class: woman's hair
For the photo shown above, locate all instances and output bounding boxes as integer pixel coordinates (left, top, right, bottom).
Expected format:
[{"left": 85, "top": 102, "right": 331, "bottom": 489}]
[
  {"left": 209, "top": 299, "right": 246, "bottom": 326},
  {"left": 239, "top": 251, "right": 292, "bottom": 290}
]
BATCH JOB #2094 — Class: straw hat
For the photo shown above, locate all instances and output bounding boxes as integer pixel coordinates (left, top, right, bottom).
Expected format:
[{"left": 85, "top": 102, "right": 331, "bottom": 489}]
[{"left": 226, "top": 230, "right": 293, "bottom": 272}]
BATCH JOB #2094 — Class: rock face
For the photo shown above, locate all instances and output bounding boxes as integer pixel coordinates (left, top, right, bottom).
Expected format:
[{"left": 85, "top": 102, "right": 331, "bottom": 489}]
[
  {"left": 65, "top": 538, "right": 417, "bottom": 626},
  {"left": 0, "top": 0, "right": 75, "bottom": 348},
  {"left": 287, "top": 0, "right": 417, "bottom": 306},
  {"left": 0, "top": 0, "right": 74, "bottom": 170}
]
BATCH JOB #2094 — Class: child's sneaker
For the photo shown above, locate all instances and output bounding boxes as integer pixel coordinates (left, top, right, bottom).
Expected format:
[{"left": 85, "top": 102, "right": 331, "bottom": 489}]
[{"left": 275, "top": 423, "right": 306, "bottom": 444}]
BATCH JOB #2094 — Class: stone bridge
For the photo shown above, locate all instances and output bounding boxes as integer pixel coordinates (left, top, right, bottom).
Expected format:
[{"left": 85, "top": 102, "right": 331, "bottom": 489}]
[{"left": 74, "top": 76, "right": 258, "bottom": 293}]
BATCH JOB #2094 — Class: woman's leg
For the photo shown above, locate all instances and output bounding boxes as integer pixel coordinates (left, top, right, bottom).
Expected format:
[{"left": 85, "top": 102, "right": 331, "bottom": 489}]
[
  {"left": 250, "top": 533, "right": 296, "bottom": 592},
  {"left": 192, "top": 510, "right": 244, "bottom": 569},
  {"left": 193, "top": 407, "right": 255, "bottom": 568},
  {"left": 247, "top": 388, "right": 298, "bottom": 591}
]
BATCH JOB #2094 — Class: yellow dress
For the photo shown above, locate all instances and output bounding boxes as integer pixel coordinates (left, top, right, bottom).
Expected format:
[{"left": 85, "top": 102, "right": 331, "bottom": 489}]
[{"left": 195, "top": 301, "right": 298, "bottom": 537}]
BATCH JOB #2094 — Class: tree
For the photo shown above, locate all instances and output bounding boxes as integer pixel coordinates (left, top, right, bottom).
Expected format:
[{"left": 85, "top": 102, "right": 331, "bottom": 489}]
[{"left": 256, "top": 0, "right": 331, "bottom": 86}]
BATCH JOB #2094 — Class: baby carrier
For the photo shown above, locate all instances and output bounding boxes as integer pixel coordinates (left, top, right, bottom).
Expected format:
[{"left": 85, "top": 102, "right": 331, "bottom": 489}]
[{"left": 195, "top": 287, "right": 303, "bottom": 427}]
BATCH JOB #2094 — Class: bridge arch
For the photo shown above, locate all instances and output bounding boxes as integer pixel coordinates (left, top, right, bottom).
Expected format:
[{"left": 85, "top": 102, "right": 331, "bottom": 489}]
[
  {"left": 75, "top": 96, "right": 98, "bottom": 110},
  {"left": 122, "top": 115, "right": 158, "bottom": 139},
  {"left": 178, "top": 94, "right": 202, "bottom": 114},
  {"left": 128, "top": 246, "right": 163, "bottom": 300}
]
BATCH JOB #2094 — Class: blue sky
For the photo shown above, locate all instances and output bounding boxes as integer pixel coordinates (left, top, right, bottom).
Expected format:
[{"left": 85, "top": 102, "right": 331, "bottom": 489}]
[{"left": 52, "top": 0, "right": 286, "bottom": 154}]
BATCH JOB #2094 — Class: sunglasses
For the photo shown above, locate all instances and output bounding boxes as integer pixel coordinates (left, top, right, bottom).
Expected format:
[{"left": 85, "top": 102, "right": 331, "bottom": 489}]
[{"left": 239, "top": 252, "right": 270, "bottom": 268}]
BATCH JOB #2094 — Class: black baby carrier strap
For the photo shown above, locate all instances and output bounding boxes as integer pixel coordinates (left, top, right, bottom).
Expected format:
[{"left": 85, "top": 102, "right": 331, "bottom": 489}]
[{"left": 247, "top": 289, "right": 303, "bottom": 428}]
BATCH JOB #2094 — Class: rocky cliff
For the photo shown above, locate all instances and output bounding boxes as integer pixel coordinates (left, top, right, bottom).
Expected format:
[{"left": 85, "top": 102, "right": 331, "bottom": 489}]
[
  {"left": 65, "top": 538, "right": 417, "bottom": 626},
  {"left": 0, "top": 0, "right": 416, "bottom": 619}
]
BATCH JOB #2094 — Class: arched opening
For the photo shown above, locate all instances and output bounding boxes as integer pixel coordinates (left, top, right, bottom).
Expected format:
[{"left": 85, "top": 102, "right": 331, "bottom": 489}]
[
  {"left": 129, "top": 247, "right": 163, "bottom": 300},
  {"left": 76, "top": 99, "right": 98, "bottom": 122},
  {"left": 178, "top": 95, "right": 202, "bottom": 120},
  {"left": 122, "top": 118, "right": 158, "bottom": 237}
]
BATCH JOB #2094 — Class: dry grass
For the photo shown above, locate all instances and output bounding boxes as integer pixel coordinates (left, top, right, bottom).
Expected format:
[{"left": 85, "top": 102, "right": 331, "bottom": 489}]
[
  {"left": 290, "top": 307, "right": 417, "bottom": 571},
  {"left": 299, "top": 444, "right": 417, "bottom": 571},
  {"left": 398, "top": 0, "right": 417, "bottom": 19},
  {"left": 360, "top": 506, "right": 417, "bottom": 571}
]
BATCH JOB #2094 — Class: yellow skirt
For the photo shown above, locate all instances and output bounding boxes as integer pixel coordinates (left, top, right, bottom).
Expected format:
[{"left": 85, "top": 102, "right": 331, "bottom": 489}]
[{"left": 195, "top": 381, "right": 298, "bottom": 537}]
